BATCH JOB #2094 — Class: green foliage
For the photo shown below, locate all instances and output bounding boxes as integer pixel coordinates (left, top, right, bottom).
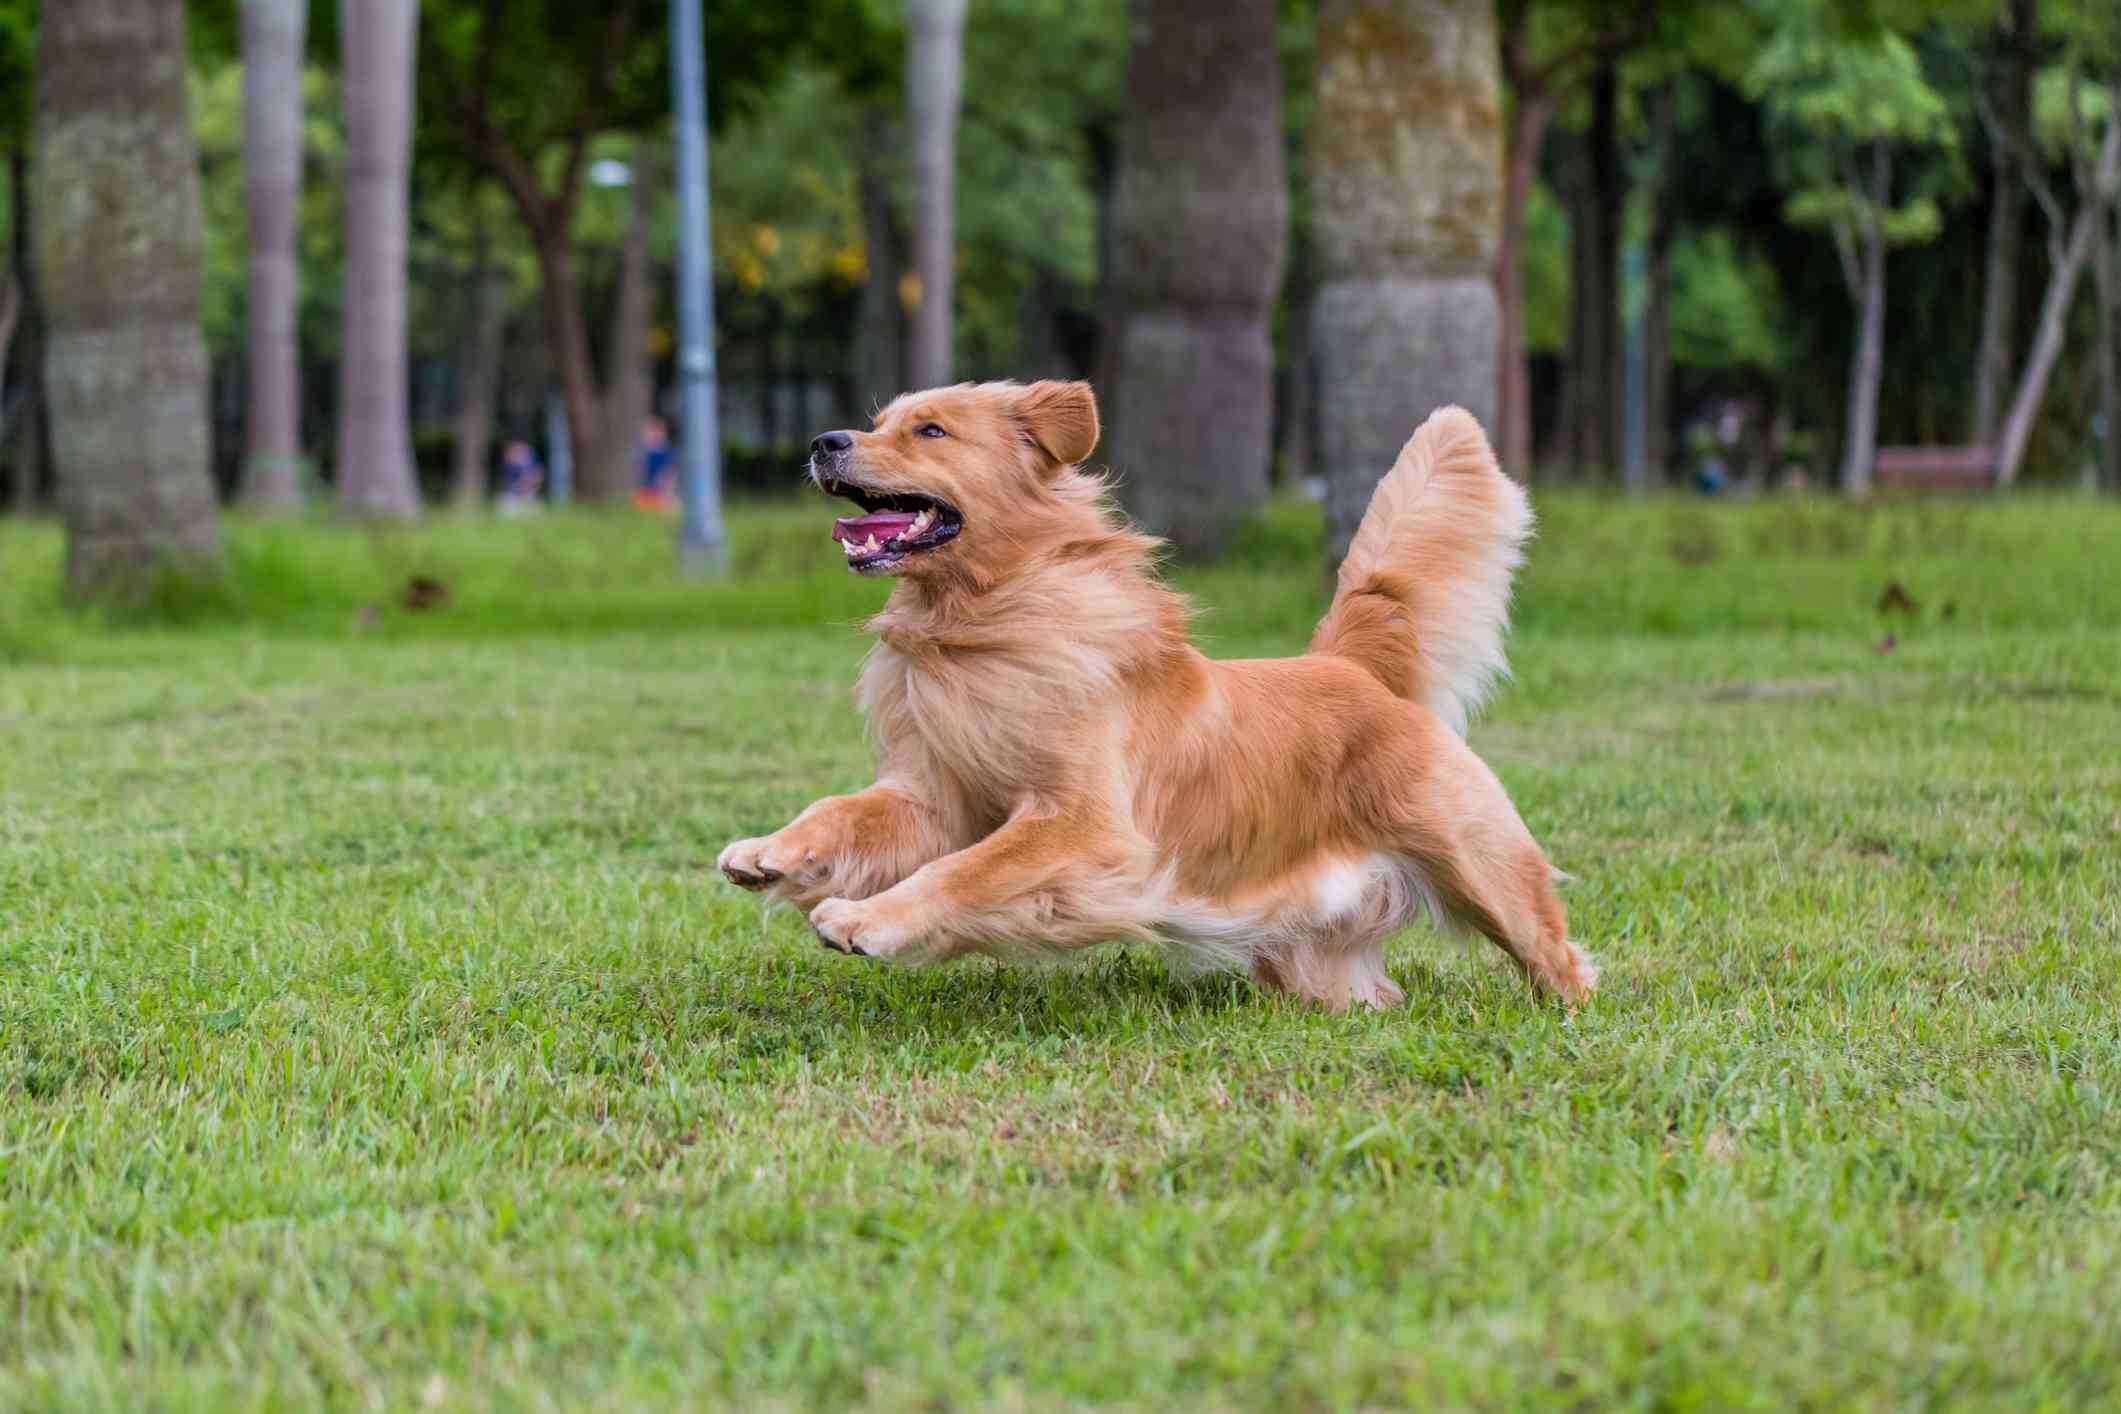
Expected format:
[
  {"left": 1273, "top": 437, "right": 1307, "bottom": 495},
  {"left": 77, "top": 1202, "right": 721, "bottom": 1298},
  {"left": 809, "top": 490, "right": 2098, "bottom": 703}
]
[
  {"left": 708, "top": 69, "right": 864, "bottom": 304},
  {"left": 2030, "top": 63, "right": 2115, "bottom": 161},
  {"left": 0, "top": 0, "right": 30, "bottom": 149},
  {"left": 1522, "top": 181, "right": 1570, "bottom": 356},
  {"left": 1664, "top": 228, "right": 1787, "bottom": 371},
  {"left": 4, "top": 497, "right": 2121, "bottom": 1406},
  {"left": 1747, "top": 17, "right": 1964, "bottom": 290}
]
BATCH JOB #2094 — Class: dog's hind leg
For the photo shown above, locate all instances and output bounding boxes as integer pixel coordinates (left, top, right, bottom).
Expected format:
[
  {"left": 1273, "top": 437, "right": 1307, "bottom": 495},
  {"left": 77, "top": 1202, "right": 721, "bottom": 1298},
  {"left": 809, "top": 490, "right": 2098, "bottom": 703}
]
[
  {"left": 1416, "top": 836, "right": 1592, "bottom": 1002},
  {"left": 1387, "top": 744, "right": 1595, "bottom": 1003},
  {"left": 1253, "top": 931, "right": 1406, "bottom": 1012}
]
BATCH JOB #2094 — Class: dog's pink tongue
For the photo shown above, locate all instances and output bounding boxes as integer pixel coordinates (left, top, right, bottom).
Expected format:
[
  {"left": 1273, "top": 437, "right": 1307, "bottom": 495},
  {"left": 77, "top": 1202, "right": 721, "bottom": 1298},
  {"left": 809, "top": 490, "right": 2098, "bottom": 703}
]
[{"left": 831, "top": 511, "right": 920, "bottom": 545}]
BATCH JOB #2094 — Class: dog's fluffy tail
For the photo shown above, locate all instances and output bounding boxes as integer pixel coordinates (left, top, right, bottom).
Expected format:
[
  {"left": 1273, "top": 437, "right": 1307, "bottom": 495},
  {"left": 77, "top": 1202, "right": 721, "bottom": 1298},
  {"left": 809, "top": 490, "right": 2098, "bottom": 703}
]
[{"left": 1308, "top": 407, "right": 1531, "bottom": 735}]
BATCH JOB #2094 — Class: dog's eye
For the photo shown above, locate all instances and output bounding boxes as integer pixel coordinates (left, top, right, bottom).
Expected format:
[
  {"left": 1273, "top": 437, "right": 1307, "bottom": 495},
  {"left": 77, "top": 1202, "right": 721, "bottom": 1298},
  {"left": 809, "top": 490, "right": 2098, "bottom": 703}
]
[{"left": 916, "top": 422, "right": 948, "bottom": 439}]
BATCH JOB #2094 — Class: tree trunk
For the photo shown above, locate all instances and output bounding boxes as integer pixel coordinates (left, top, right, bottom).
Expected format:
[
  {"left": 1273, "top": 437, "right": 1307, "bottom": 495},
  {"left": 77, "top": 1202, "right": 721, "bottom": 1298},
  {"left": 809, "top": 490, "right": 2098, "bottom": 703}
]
[
  {"left": 1312, "top": 0, "right": 1502, "bottom": 562},
  {"left": 336, "top": 0, "right": 420, "bottom": 519},
  {"left": 1841, "top": 225, "right": 1885, "bottom": 496},
  {"left": 1642, "top": 78, "right": 1676, "bottom": 488},
  {"left": 1556, "top": 133, "right": 1590, "bottom": 479},
  {"left": 1105, "top": 0, "right": 1287, "bottom": 555},
  {"left": 587, "top": 145, "right": 656, "bottom": 502},
  {"left": 1997, "top": 116, "right": 2121, "bottom": 488},
  {"left": 852, "top": 106, "right": 909, "bottom": 414},
  {"left": 905, "top": 0, "right": 967, "bottom": 387},
  {"left": 1568, "top": 55, "right": 1622, "bottom": 481},
  {"left": 511, "top": 206, "right": 605, "bottom": 485},
  {"left": 6, "top": 144, "right": 41, "bottom": 515},
  {"left": 34, "top": 0, "right": 221, "bottom": 592},
  {"left": 1496, "top": 88, "right": 1551, "bottom": 483},
  {"left": 1839, "top": 142, "right": 1890, "bottom": 496},
  {"left": 1972, "top": 0, "right": 2037, "bottom": 446},
  {"left": 451, "top": 225, "right": 505, "bottom": 508},
  {"left": 2097, "top": 190, "right": 2119, "bottom": 492},
  {"left": 240, "top": 0, "right": 308, "bottom": 512}
]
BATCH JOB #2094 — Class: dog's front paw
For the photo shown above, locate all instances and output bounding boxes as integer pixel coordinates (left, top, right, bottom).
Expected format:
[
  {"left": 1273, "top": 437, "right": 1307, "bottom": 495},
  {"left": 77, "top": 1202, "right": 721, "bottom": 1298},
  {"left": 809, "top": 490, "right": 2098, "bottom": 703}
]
[
  {"left": 718, "top": 834, "right": 833, "bottom": 895},
  {"left": 716, "top": 837, "right": 785, "bottom": 891},
  {"left": 810, "top": 897, "right": 917, "bottom": 960}
]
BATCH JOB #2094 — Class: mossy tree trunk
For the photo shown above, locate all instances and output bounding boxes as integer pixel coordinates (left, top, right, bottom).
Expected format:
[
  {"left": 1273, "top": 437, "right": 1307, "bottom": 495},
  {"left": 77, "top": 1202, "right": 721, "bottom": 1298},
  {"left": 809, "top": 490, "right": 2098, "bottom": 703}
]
[
  {"left": 1313, "top": 0, "right": 1503, "bottom": 560},
  {"left": 1105, "top": 0, "right": 1287, "bottom": 556},
  {"left": 34, "top": 0, "right": 221, "bottom": 594}
]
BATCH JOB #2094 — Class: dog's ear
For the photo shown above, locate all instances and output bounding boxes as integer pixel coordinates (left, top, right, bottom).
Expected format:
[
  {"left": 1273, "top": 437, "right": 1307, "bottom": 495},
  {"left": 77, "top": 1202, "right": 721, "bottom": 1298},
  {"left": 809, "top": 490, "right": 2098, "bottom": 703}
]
[{"left": 1014, "top": 380, "right": 1099, "bottom": 469}]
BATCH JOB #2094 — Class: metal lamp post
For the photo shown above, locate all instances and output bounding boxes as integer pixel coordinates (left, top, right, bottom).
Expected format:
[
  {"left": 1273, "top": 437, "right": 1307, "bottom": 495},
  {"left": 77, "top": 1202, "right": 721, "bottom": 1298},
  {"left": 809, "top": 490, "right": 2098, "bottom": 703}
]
[{"left": 670, "top": 0, "right": 726, "bottom": 573}]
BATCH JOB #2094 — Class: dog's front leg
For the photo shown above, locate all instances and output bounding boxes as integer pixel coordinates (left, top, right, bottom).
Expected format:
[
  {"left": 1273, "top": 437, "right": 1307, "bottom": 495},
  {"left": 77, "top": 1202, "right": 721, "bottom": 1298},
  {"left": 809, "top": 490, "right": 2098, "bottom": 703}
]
[
  {"left": 717, "top": 783, "right": 951, "bottom": 911},
  {"left": 809, "top": 803, "right": 1150, "bottom": 962}
]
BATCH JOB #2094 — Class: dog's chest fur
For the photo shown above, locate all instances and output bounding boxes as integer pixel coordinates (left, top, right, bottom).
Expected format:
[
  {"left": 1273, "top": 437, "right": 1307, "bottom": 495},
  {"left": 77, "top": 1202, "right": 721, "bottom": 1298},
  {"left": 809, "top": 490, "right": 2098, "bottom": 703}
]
[
  {"left": 859, "top": 637, "right": 1096, "bottom": 815},
  {"left": 858, "top": 566, "right": 1169, "bottom": 818}
]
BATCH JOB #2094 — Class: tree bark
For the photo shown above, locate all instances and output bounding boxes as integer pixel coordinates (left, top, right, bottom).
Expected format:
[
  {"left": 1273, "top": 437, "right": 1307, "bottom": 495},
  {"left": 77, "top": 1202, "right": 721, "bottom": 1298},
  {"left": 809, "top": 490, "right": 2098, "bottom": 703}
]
[
  {"left": 906, "top": 0, "right": 967, "bottom": 388},
  {"left": 240, "top": 0, "right": 308, "bottom": 513},
  {"left": 1972, "top": 0, "right": 2037, "bottom": 447},
  {"left": 586, "top": 145, "right": 656, "bottom": 502},
  {"left": 1313, "top": 0, "right": 1503, "bottom": 561},
  {"left": 336, "top": 0, "right": 421, "bottom": 519},
  {"left": 2097, "top": 188, "right": 2119, "bottom": 492},
  {"left": 1105, "top": 0, "right": 1287, "bottom": 555},
  {"left": 1839, "top": 149, "right": 1888, "bottom": 497},
  {"left": 1997, "top": 113, "right": 2121, "bottom": 488},
  {"left": 6, "top": 144, "right": 40, "bottom": 515},
  {"left": 1496, "top": 85, "right": 1552, "bottom": 483},
  {"left": 34, "top": 0, "right": 221, "bottom": 593},
  {"left": 451, "top": 224, "right": 505, "bottom": 508},
  {"left": 511, "top": 209, "right": 606, "bottom": 488},
  {"left": 1568, "top": 55, "right": 1622, "bottom": 481},
  {"left": 0, "top": 270, "right": 19, "bottom": 482},
  {"left": 1642, "top": 80, "right": 1676, "bottom": 489},
  {"left": 852, "top": 106, "right": 909, "bottom": 414}
]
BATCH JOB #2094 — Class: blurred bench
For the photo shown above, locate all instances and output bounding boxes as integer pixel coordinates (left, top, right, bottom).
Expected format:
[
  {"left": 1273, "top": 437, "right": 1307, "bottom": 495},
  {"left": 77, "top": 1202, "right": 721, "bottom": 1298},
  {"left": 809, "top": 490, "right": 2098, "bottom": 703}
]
[{"left": 1873, "top": 445, "right": 1996, "bottom": 492}]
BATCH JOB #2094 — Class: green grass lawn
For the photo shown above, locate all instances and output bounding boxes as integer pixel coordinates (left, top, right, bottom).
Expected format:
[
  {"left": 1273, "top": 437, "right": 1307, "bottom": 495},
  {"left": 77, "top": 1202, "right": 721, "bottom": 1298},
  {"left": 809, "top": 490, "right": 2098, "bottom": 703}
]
[{"left": 3, "top": 492, "right": 2119, "bottom": 1410}]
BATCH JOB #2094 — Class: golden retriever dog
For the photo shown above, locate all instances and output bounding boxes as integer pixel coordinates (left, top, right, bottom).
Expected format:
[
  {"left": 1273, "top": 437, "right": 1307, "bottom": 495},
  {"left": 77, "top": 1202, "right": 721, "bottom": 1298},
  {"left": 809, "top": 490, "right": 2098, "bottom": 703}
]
[{"left": 716, "top": 381, "right": 1595, "bottom": 1010}]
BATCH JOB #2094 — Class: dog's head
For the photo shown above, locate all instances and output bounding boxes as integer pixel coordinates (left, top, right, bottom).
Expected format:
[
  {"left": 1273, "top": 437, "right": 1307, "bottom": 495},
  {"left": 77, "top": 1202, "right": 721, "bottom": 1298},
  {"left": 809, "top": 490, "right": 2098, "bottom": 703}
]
[{"left": 807, "top": 380, "right": 1101, "bottom": 584}]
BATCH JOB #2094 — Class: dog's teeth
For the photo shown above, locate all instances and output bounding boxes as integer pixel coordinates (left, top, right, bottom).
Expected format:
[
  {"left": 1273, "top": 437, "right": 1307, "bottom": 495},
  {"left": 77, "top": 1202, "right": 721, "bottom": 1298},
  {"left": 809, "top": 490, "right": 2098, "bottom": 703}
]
[
  {"left": 861, "top": 535, "right": 878, "bottom": 553},
  {"left": 841, "top": 538, "right": 858, "bottom": 557}
]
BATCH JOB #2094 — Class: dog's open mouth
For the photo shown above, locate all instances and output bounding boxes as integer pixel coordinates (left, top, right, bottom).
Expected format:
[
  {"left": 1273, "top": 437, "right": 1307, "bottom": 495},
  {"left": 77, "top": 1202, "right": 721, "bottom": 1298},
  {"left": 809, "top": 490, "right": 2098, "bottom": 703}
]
[{"left": 820, "top": 478, "right": 963, "bottom": 572}]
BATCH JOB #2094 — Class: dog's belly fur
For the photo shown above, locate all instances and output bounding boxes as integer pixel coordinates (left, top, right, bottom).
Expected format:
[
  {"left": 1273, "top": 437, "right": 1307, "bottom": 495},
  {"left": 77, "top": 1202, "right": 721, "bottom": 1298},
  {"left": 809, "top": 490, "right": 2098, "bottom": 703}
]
[{"left": 1157, "top": 851, "right": 1439, "bottom": 1009}]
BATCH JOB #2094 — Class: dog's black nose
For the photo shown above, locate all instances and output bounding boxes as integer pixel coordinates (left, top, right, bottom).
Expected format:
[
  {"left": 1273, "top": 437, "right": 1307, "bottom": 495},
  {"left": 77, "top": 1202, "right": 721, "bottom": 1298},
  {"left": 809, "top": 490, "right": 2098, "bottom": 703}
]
[{"left": 812, "top": 430, "right": 854, "bottom": 456}]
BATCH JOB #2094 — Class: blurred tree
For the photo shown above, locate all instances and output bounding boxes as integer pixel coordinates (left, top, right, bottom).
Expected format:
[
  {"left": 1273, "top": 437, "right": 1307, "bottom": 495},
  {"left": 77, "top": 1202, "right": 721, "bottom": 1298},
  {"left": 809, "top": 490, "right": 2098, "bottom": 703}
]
[
  {"left": 1104, "top": 0, "right": 1286, "bottom": 554},
  {"left": 421, "top": 1, "right": 874, "bottom": 490},
  {"left": 0, "top": 0, "right": 38, "bottom": 513},
  {"left": 240, "top": 0, "right": 309, "bottom": 512},
  {"left": 1996, "top": 66, "right": 2121, "bottom": 487},
  {"left": 599, "top": 139, "right": 659, "bottom": 500},
  {"left": 1750, "top": 26, "right": 1958, "bottom": 494},
  {"left": 852, "top": 106, "right": 910, "bottom": 410},
  {"left": 1312, "top": 0, "right": 1501, "bottom": 558},
  {"left": 1972, "top": 0, "right": 2040, "bottom": 447},
  {"left": 1496, "top": 0, "right": 1661, "bottom": 480},
  {"left": 34, "top": 0, "right": 221, "bottom": 591},
  {"left": 905, "top": 0, "right": 967, "bottom": 387},
  {"left": 450, "top": 193, "right": 508, "bottom": 507},
  {"left": 337, "top": 0, "right": 421, "bottom": 519}
]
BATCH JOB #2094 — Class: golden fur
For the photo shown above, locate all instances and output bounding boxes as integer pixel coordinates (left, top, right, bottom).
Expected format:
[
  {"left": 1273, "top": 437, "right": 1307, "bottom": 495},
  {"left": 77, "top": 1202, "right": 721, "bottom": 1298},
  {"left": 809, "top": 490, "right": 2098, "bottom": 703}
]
[{"left": 717, "top": 381, "right": 1594, "bottom": 1009}]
